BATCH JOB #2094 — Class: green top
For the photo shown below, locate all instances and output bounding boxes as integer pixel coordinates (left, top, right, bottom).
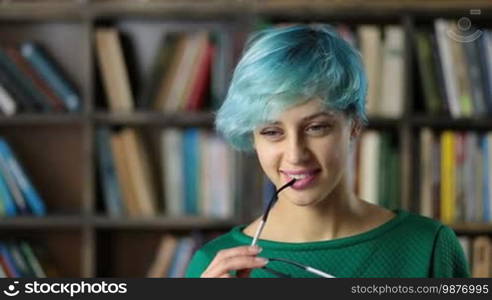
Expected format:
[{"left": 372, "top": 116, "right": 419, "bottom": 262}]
[{"left": 185, "top": 209, "right": 470, "bottom": 278}]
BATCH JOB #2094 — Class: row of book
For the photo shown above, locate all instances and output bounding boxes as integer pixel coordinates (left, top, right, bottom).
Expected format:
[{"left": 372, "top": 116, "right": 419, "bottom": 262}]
[
  {"left": 352, "top": 130, "right": 401, "bottom": 210},
  {"left": 95, "top": 27, "right": 236, "bottom": 112},
  {"left": 0, "top": 240, "right": 57, "bottom": 278},
  {"left": 416, "top": 22, "right": 492, "bottom": 117},
  {"left": 0, "top": 43, "right": 80, "bottom": 115},
  {"left": 96, "top": 127, "right": 237, "bottom": 219},
  {"left": 419, "top": 129, "right": 492, "bottom": 225},
  {"left": 0, "top": 137, "right": 46, "bottom": 217},
  {"left": 459, "top": 235, "right": 492, "bottom": 278}
]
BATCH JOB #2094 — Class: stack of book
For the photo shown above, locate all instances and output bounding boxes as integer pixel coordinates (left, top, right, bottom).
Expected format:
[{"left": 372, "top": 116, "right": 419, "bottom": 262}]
[{"left": 0, "top": 42, "right": 80, "bottom": 115}]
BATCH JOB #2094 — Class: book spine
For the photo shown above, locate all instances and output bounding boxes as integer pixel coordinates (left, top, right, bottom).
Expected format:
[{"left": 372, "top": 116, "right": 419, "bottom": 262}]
[
  {"left": 96, "top": 128, "right": 124, "bottom": 217},
  {"left": 0, "top": 163, "right": 17, "bottom": 216},
  {"left": 0, "top": 138, "right": 46, "bottom": 216},
  {"left": 21, "top": 42, "right": 80, "bottom": 112},
  {"left": 0, "top": 242, "right": 20, "bottom": 278}
]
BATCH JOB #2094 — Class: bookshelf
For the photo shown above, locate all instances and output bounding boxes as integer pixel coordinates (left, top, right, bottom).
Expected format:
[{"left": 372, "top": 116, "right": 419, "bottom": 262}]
[{"left": 0, "top": 0, "right": 492, "bottom": 277}]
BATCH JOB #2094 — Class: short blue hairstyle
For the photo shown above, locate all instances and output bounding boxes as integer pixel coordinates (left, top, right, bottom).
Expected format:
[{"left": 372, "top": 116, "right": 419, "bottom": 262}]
[{"left": 215, "top": 24, "right": 368, "bottom": 151}]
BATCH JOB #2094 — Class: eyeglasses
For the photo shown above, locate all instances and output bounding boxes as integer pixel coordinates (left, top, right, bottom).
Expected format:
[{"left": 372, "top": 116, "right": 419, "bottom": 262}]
[{"left": 250, "top": 179, "right": 336, "bottom": 278}]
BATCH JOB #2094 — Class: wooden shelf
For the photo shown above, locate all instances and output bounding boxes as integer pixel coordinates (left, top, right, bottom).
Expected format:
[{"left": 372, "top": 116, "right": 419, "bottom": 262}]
[
  {"left": 92, "top": 111, "right": 215, "bottom": 127},
  {"left": 0, "top": 114, "right": 86, "bottom": 126},
  {"left": 411, "top": 115, "right": 492, "bottom": 130},
  {"left": 93, "top": 216, "right": 239, "bottom": 230},
  {"left": 0, "top": 215, "right": 85, "bottom": 229},
  {"left": 451, "top": 223, "right": 492, "bottom": 234}
]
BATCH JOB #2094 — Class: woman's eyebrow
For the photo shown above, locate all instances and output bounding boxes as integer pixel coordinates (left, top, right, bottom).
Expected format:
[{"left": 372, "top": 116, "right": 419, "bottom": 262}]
[
  {"left": 262, "top": 112, "right": 335, "bottom": 126},
  {"left": 301, "top": 112, "right": 334, "bottom": 121}
]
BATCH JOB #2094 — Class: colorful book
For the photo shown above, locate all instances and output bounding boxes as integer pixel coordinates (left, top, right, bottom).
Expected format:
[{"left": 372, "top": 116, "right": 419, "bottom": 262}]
[
  {"left": 0, "top": 162, "right": 17, "bottom": 216},
  {"left": 182, "top": 129, "right": 200, "bottom": 215},
  {"left": 0, "top": 242, "right": 20, "bottom": 278},
  {"left": 161, "top": 129, "right": 184, "bottom": 216},
  {"left": 440, "top": 131, "right": 456, "bottom": 224}
]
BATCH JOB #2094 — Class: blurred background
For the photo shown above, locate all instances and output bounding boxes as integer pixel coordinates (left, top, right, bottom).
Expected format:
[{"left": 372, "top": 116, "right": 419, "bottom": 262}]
[{"left": 0, "top": 0, "right": 491, "bottom": 278}]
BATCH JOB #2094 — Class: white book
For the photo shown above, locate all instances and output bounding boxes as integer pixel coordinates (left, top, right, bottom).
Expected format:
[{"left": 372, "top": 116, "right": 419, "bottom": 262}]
[
  {"left": 0, "top": 84, "right": 16, "bottom": 116},
  {"left": 161, "top": 129, "right": 184, "bottom": 216},
  {"left": 434, "top": 19, "right": 461, "bottom": 117},
  {"left": 357, "top": 26, "right": 382, "bottom": 117},
  {"left": 379, "top": 26, "right": 405, "bottom": 118},
  {"left": 458, "top": 236, "right": 471, "bottom": 266},
  {"left": 419, "top": 128, "right": 434, "bottom": 218},
  {"left": 358, "top": 131, "right": 380, "bottom": 204}
]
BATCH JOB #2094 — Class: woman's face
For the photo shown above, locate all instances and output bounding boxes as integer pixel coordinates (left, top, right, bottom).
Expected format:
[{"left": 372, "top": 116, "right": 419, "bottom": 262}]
[{"left": 253, "top": 99, "right": 356, "bottom": 207}]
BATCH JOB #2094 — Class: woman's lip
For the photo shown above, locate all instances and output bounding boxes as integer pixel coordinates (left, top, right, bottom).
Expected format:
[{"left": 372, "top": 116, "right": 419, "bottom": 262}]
[
  {"left": 281, "top": 170, "right": 320, "bottom": 190},
  {"left": 281, "top": 169, "right": 320, "bottom": 175}
]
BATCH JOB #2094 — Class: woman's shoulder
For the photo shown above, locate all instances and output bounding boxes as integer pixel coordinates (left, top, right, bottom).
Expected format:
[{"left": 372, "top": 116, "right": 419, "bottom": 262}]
[{"left": 389, "top": 209, "right": 448, "bottom": 240}]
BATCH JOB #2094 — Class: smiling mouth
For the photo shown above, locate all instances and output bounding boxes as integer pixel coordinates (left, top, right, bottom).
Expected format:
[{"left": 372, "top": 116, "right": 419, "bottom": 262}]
[{"left": 281, "top": 170, "right": 321, "bottom": 190}]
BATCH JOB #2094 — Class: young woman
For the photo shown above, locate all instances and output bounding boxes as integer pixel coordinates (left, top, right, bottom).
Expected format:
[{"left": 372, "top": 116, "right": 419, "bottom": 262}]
[{"left": 185, "top": 24, "right": 469, "bottom": 278}]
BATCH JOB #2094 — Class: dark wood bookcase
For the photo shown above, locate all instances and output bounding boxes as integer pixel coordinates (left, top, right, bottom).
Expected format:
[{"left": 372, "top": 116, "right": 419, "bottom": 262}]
[{"left": 0, "top": 0, "right": 491, "bottom": 277}]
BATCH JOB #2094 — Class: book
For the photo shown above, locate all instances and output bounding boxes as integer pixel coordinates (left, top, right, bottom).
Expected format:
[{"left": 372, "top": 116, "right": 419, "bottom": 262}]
[
  {"left": 110, "top": 131, "right": 139, "bottom": 217},
  {"left": 0, "top": 150, "right": 28, "bottom": 215},
  {"left": 0, "top": 46, "right": 51, "bottom": 112},
  {"left": 4, "top": 46, "right": 66, "bottom": 112},
  {"left": 19, "top": 241, "right": 46, "bottom": 278},
  {"left": 379, "top": 26, "right": 405, "bottom": 118},
  {"left": 120, "top": 128, "right": 157, "bottom": 217},
  {"left": 0, "top": 138, "right": 45, "bottom": 216},
  {"left": 357, "top": 131, "right": 380, "bottom": 204},
  {"left": 0, "top": 161, "right": 17, "bottom": 216},
  {"left": 0, "top": 242, "right": 20, "bottom": 277},
  {"left": 146, "top": 234, "right": 178, "bottom": 278},
  {"left": 182, "top": 129, "right": 200, "bottom": 215},
  {"left": 161, "top": 129, "right": 184, "bottom": 216},
  {"left": 440, "top": 131, "right": 456, "bottom": 224},
  {"left": 434, "top": 19, "right": 461, "bottom": 117},
  {"left": 20, "top": 42, "right": 80, "bottom": 112},
  {"left": 472, "top": 236, "right": 491, "bottom": 278},
  {"left": 0, "top": 83, "right": 16, "bottom": 115},
  {"left": 139, "top": 32, "right": 182, "bottom": 110},
  {"left": 96, "top": 128, "right": 125, "bottom": 217},
  {"left": 185, "top": 39, "right": 214, "bottom": 111},
  {"left": 357, "top": 25, "right": 382, "bottom": 116},
  {"left": 419, "top": 128, "right": 434, "bottom": 218},
  {"left": 95, "top": 28, "right": 135, "bottom": 112},
  {"left": 0, "top": 64, "right": 36, "bottom": 113}
]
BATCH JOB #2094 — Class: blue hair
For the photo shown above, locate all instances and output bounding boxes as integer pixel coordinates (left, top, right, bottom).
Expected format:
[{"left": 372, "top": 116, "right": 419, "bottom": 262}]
[{"left": 215, "top": 24, "right": 368, "bottom": 151}]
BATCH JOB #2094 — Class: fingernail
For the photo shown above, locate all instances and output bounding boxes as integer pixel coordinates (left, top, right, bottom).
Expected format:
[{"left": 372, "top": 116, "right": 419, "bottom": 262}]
[
  {"left": 250, "top": 246, "right": 262, "bottom": 253},
  {"left": 255, "top": 257, "right": 268, "bottom": 264}
]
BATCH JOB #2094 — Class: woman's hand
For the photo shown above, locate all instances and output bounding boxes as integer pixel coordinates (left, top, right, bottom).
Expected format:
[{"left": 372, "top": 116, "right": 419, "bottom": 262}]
[{"left": 200, "top": 245, "right": 268, "bottom": 278}]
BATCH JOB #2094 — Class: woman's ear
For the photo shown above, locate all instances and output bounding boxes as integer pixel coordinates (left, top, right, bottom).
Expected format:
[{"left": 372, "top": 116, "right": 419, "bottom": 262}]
[{"left": 350, "top": 118, "right": 362, "bottom": 141}]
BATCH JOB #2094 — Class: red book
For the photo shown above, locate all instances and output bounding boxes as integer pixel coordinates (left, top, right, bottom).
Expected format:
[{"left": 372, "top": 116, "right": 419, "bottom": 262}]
[{"left": 186, "top": 41, "right": 214, "bottom": 111}]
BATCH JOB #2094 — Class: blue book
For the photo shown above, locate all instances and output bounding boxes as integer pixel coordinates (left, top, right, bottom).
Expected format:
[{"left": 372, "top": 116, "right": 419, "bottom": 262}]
[
  {"left": 0, "top": 242, "right": 21, "bottom": 277},
  {"left": 0, "top": 138, "right": 46, "bottom": 216},
  {"left": 482, "top": 136, "right": 491, "bottom": 222},
  {"left": 96, "top": 128, "right": 124, "bottom": 217},
  {"left": 0, "top": 163, "right": 17, "bottom": 216},
  {"left": 182, "top": 129, "right": 199, "bottom": 215},
  {"left": 21, "top": 42, "right": 80, "bottom": 112}
]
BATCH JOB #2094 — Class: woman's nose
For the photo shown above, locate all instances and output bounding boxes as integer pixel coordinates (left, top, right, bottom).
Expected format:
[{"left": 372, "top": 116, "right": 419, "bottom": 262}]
[{"left": 284, "top": 136, "right": 311, "bottom": 164}]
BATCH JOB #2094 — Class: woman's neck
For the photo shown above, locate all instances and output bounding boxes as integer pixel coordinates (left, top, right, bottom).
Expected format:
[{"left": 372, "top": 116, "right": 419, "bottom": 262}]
[{"left": 245, "top": 179, "right": 395, "bottom": 243}]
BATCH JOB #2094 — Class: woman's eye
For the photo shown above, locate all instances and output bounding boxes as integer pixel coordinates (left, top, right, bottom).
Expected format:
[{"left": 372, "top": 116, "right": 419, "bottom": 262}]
[
  {"left": 306, "top": 124, "right": 331, "bottom": 134},
  {"left": 260, "top": 129, "right": 283, "bottom": 137}
]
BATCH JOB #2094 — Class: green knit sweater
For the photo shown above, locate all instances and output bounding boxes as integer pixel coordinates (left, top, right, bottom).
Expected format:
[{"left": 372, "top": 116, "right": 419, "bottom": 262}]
[{"left": 185, "top": 209, "right": 470, "bottom": 278}]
